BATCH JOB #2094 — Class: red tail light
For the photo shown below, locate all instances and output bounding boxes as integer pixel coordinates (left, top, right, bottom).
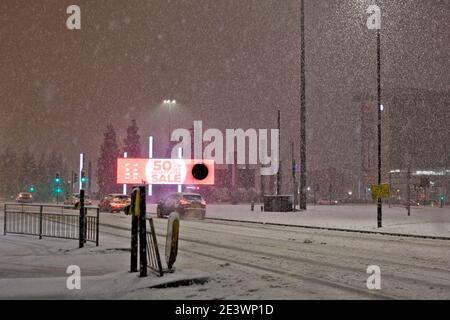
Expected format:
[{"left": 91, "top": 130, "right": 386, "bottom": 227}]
[{"left": 179, "top": 198, "right": 190, "bottom": 205}]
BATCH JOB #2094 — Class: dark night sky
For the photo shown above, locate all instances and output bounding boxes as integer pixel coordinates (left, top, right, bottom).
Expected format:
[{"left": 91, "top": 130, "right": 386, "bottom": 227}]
[{"left": 1, "top": 0, "right": 449, "bottom": 180}]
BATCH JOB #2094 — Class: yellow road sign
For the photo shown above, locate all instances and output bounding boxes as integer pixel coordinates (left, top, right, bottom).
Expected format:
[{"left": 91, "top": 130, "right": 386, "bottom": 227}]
[
  {"left": 134, "top": 188, "right": 141, "bottom": 217},
  {"left": 371, "top": 184, "right": 390, "bottom": 199}
]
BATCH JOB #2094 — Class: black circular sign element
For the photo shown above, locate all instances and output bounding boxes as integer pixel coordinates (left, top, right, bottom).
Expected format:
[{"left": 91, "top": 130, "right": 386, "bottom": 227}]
[{"left": 192, "top": 163, "right": 209, "bottom": 181}]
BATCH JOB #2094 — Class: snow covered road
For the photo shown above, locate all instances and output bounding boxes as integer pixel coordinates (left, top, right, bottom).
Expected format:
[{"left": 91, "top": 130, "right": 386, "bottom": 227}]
[{"left": 100, "top": 213, "right": 450, "bottom": 299}]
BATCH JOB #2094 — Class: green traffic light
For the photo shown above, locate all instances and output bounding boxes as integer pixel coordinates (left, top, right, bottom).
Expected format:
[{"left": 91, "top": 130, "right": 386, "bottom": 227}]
[
  {"left": 80, "top": 170, "right": 86, "bottom": 183},
  {"left": 29, "top": 185, "right": 35, "bottom": 193}
]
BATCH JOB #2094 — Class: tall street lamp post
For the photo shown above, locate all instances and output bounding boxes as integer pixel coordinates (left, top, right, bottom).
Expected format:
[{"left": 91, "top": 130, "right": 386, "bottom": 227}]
[
  {"left": 376, "top": 26, "right": 382, "bottom": 228},
  {"left": 163, "top": 99, "right": 176, "bottom": 155},
  {"left": 299, "top": 0, "right": 307, "bottom": 211},
  {"left": 277, "top": 110, "right": 281, "bottom": 195},
  {"left": 366, "top": 3, "right": 383, "bottom": 228}
]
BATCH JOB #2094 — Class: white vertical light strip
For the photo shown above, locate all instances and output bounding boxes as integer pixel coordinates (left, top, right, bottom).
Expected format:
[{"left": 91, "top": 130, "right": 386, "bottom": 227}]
[
  {"left": 79, "top": 153, "right": 84, "bottom": 192},
  {"left": 178, "top": 147, "right": 182, "bottom": 193},
  {"left": 123, "top": 152, "right": 127, "bottom": 195},
  {"left": 149, "top": 136, "right": 154, "bottom": 158},
  {"left": 148, "top": 136, "right": 153, "bottom": 196}
]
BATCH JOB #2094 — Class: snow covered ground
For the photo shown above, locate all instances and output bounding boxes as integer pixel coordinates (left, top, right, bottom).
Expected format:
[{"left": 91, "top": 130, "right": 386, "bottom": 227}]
[
  {"left": 0, "top": 223, "right": 211, "bottom": 299},
  {"left": 196, "top": 204, "right": 450, "bottom": 238},
  {"left": 1, "top": 205, "right": 449, "bottom": 300}
]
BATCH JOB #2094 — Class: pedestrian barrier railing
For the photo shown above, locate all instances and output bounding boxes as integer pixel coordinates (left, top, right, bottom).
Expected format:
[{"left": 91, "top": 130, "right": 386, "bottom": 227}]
[
  {"left": 146, "top": 217, "right": 164, "bottom": 276},
  {"left": 3, "top": 203, "right": 99, "bottom": 246}
]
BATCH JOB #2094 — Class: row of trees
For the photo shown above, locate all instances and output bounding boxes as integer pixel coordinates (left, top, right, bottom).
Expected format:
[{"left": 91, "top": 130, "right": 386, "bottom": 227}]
[
  {"left": 0, "top": 148, "right": 69, "bottom": 201},
  {"left": 97, "top": 120, "right": 141, "bottom": 196},
  {"left": 0, "top": 120, "right": 142, "bottom": 201}
]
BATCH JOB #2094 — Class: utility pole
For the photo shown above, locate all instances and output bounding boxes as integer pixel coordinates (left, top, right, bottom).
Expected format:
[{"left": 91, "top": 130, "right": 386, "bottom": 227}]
[
  {"left": 88, "top": 161, "right": 92, "bottom": 195},
  {"left": 277, "top": 110, "right": 281, "bottom": 195},
  {"left": 260, "top": 172, "right": 264, "bottom": 203},
  {"left": 164, "top": 100, "right": 176, "bottom": 157},
  {"left": 388, "top": 171, "right": 392, "bottom": 208},
  {"left": 366, "top": 4, "right": 383, "bottom": 227},
  {"left": 407, "top": 166, "right": 411, "bottom": 216},
  {"left": 328, "top": 184, "right": 332, "bottom": 205},
  {"left": 376, "top": 20, "right": 383, "bottom": 228},
  {"left": 291, "top": 141, "right": 297, "bottom": 210},
  {"left": 299, "top": 0, "right": 307, "bottom": 210},
  {"left": 313, "top": 185, "right": 317, "bottom": 205},
  {"left": 70, "top": 170, "right": 74, "bottom": 195}
]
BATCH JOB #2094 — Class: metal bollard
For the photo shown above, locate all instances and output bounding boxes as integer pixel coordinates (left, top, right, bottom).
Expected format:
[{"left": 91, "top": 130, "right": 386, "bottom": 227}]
[{"left": 251, "top": 201, "right": 254, "bottom": 211}]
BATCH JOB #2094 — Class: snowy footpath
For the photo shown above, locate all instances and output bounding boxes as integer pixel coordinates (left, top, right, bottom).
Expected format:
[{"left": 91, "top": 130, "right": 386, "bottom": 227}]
[
  {"left": 197, "top": 204, "right": 450, "bottom": 239},
  {"left": 0, "top": 212, "right": 209, "bottom": 299}
]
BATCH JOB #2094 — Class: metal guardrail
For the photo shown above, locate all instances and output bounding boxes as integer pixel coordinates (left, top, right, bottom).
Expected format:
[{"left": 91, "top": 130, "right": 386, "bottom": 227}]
[
  {"left": 146, "top": 218, "right": 164, "bottom": 276},
  {"left": 3, "top": 203, "right": 99, "bottom": 246}
]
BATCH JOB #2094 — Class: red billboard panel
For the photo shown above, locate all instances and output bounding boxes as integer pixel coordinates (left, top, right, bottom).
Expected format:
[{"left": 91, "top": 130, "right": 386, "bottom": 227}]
[{"left": 117, "top": 158, "right": 214, "bottom": 185}]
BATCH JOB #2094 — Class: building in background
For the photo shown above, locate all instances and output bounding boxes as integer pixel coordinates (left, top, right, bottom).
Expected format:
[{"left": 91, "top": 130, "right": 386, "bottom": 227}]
[{"left": 353, "top": 88, "right": 450, "bottom": 201}]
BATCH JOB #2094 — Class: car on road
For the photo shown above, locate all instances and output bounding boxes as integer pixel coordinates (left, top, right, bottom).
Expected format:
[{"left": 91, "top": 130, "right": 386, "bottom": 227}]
[
  {"left": 99, "top": 194, "right": 131, "bottom": 213},
  {"left": 157, "top": 192, "right": 206, "bottom": 219},
  {"left": 64, "top": 193, "right": 93, "bottom": 209},
  {"left": 16, "top": 192, "right": 33, "bottom": 203},
  {"left": 317, "top": 199, "right": 339, "bottom": 205}
]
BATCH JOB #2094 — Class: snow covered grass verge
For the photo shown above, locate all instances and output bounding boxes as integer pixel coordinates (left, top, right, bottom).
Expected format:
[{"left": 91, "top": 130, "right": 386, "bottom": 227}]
[
  {"left": 0, "top": 219, "right": 210, "bottom": 299},
  {"left": 0, "top": 269, "right": 210, "bottom": 299}
]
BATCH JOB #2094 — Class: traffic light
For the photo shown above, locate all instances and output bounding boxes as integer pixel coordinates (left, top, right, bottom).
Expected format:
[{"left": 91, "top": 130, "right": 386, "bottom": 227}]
[
  {"left": 55, "top": 173, "right": 61, "bottom": 184},
  {"left": 439, "top": 195, "right": 445, "bottom": 209},
  {"left": 28, "top": 185, "right": 36, "bottom": 193},
  {"left": 80, "top": 170, "right": 86, "bottom": 183},
  {"left": 56, "top": 187, "right": 62, "bottom": 194}
]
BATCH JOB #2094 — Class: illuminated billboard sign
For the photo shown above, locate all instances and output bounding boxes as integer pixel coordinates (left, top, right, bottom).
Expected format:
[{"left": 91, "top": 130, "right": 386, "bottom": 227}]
[{"left": 117, "top": 158, "right": 214, "bottom": 185}]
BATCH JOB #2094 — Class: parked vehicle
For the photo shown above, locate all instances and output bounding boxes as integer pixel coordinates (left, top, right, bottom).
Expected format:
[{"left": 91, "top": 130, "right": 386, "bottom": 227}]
[
  {"left": 64, "top": 193, "right": 93, "bottom": 209},
  {"left": 99, "top": 194, "right": 131, "bottom": 213},
  {"left": 16, "top": 192, "right": 33, "bottom": 203},
  {"left": 317, "top": 199, "right": 339, "bottom": 205},
  {"left": 157, "top": 192, "right": 206, "bottom": 219}
]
